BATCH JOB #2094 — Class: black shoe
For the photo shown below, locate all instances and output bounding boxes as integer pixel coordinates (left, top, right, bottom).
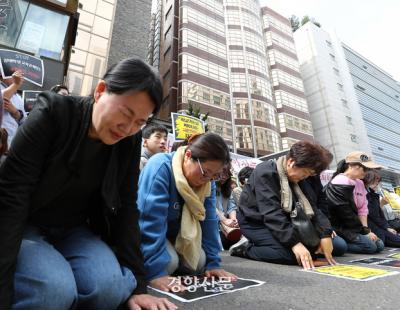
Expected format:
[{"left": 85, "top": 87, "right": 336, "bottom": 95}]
[{"left": 229, "top": 236, "right": 249, "bottom": 258}]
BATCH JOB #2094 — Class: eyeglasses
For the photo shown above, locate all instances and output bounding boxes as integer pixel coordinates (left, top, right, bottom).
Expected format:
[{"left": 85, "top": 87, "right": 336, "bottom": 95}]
[{"left": 196, "top": 158, "right": 223, "bottom": 182}]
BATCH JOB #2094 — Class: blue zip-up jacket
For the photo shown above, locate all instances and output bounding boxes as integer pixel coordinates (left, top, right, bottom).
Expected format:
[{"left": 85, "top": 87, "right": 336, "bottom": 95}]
[{"left": 137, "top": 152, "right": 221, "bottom": 281}]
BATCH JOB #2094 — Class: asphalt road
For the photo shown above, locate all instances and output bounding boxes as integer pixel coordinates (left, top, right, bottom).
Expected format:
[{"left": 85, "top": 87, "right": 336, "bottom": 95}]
[{"left": 151, "top": 249, "right": 400, "bottom": 310}]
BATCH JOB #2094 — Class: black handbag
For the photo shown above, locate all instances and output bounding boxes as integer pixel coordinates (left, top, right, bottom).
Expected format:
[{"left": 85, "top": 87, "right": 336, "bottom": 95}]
[{"left": 290, "top": 201, "right": 321, "bottom": 249}]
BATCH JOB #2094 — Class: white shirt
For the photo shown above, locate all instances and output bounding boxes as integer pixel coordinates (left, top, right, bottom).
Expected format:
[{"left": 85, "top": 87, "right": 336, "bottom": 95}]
[{"left": 0, "top": 82, "right": 26, "bottom": 147}]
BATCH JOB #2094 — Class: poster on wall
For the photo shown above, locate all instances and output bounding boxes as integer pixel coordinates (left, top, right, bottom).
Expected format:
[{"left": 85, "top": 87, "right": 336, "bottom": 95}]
[
  {"left": 0, "top": 49, "right": 44, "bottom": 87},
  {"left": 171, "top": 113, "right": 205, "bottom": 141}
]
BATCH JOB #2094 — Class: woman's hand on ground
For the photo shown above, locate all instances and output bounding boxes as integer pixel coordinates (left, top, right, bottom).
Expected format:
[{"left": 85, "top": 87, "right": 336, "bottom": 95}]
[
  {"left": 149, "top": 276, "right": 186, "bottom": 292},
  {"left": 315, "top": 237, "right": 337, "bottom": 265},
  {"left": 292, "top": 242, "right": 314, "bottom": 269},
  {"left": 127, "top": 294, "right": 178, "bottom": 310},
  {"left": 368, "top": 232, "right": 378, "bottom": 241},
  {"left": 205, "top": 268, "right": 238, "bottom": 281}
]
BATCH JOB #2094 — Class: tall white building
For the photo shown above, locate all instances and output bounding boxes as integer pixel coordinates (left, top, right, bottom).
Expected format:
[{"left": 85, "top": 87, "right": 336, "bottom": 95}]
[{"left": 294, "top": 22, "right": 400, "bottom": 186}]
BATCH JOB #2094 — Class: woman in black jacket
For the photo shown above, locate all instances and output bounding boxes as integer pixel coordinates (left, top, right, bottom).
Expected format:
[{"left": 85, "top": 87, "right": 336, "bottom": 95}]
[
  {"left": 0, "top": 58, "right": 175, "bottom": 310},
  {"left": 364, "top": 170, "right": 400, "bottom": 247},
  {"left": 325, "top": 151, "right": 384, "bottom": 254},
  {"left": 230, "top": 141, "right": 347, "bottom": 269}
]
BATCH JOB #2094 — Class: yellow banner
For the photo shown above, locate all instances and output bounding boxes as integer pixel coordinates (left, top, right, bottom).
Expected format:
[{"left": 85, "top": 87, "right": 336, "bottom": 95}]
[
  {"left": 312, "top": 264, "right": 393, "bottom": 280},
  {"left": 171, "top": 113, "right": 205, "bottom": 140},
  {"left": 394, "top": 187, "right": 400, "bottom": 197}
]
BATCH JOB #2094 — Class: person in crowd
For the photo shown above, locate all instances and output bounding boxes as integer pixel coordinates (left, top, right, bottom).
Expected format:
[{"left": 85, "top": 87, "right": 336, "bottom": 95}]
[
  {"left": 0, "top": 57, "right": 176, "bottom": 310},
  {"left": 50, "top": 84, "right": 70, "bottom": 96},
  {"left": 231, "top": 166, "right": 254, "bottom": 207},
  {"left": 0, "top": 128, "right": 8, "bottom": 165},
  {"left": 363, "top": 170, "right": 400, "bottom": 247},
  {"left": 230, "top": 141, "right": 346, "bottom": 269},
  {"left": 216, "top": 164, "right": 241, "bottom": 249},
  {"left": 0, "top": 70, "right": 26, "bottom": 147},
  {"left": 138, "top": 133, "right": 237, "bottom": 292},
  {"left": 325, "top": 151, "right": 385, "bottom": 254},
  {"left": 140, "top": 123, "right": 168, "bottom": 170}
]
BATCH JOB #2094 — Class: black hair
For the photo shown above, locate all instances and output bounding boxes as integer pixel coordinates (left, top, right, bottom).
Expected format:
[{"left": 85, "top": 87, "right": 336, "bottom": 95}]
[
  {"left": 238, "top": 166, "right": 254, "bottom": 185},
  {"left": 0, "top": 128, "right": 8, "bottom": 155},
  {"left": 187, "top": 133, "right": 230, "bottom": 164},
  {"left": 287, "top": 140, "right": 333, "bottom": 175},
  {"left": 103, "top": 57, "right": 162, "bottom": 115},
  {"left": 142, "top": 123, "right": 168, "bottom": 139},
  {"left": 363, "top": 169, "right": 381, "bottom": 187},
  {"left": 50, "top": 84, "right": 69, "bottom": 94},
  {"left": 332, "top": 159, "right": 364, "bottom": 178},
  {"left": 217, "top": 163, "right": 233, "bottom": 198}
]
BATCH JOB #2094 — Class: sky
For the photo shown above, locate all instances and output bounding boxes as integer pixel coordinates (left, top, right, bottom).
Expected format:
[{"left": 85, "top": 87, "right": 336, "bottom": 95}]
[{"left": 259, "top": 0, "right": 400, "bottom": 81}]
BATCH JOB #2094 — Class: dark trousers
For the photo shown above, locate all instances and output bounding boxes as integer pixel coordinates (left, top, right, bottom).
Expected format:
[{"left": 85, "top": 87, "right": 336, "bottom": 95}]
[
  {"left": 238, "top": 212, "right": 348, "bottom": 264},
  {"left": 238, "top": 213, "right": 297, "bottom": 265}
]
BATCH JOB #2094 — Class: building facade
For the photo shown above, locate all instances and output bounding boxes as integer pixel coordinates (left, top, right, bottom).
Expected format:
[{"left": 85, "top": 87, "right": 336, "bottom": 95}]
[
  {"left": 0, "top": 0, "right": 79, "bottom": 90},
  {"left": 294, "top": 22, "right": 400, "bottom": 186},
  {"left": 153, "top": 0, "right": 313, "bottom": 157},
  {"left": 262, "top": 6, "right": 313, "bottom": 150},
  {"left": 343, "top": 44, "right": 400, "bottom": 186},
  {"left": 67, "top": 0, "right": 151, "bottom": 95}
]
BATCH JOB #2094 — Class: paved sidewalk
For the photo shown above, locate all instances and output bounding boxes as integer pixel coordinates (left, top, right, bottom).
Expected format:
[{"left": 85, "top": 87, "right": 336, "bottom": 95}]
[{"left": 152, "top": 249, "right": 400, "bottom": 310}]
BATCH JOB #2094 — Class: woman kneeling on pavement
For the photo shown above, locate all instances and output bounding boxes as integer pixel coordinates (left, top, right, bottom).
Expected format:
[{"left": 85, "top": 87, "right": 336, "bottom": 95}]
[
  {"left": 138, "top": 133, "right": 237, "bottom": 292},
  {"left": 325, "top": 151, "right": 384, "bottom": 254},
  {"left": 230, "top": 141, "right": 347, "bottom": 269},
  {"left": 0, "top": 58, "right": 175, "bottom": 310},
  {"left": 363, "top": 170, "right": 400, "bottom": 247}
]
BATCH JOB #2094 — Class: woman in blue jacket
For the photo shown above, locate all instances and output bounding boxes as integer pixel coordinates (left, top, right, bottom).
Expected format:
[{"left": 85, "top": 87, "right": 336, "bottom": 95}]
[{"left": 138, "top": 133, "right": 237, "bottom": 292}]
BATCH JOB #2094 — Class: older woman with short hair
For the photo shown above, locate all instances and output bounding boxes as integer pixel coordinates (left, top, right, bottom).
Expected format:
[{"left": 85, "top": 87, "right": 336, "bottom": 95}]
[{"left": 230, "top": 141, "right": 347, "bottom": 269}]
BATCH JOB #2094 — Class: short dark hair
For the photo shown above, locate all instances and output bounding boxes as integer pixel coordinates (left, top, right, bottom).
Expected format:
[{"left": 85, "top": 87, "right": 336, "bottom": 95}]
[
  {"left": 50, "top": 84, "right": 69, "bottom": 94},
  {"left": 187, "top": 133, "right": 230, "bottom": 164},
  {"left": 363, "top": 169, "right": 381, "bottom": 187},
  {"left": 142, "top": 123, "right": 168, "bottom": 139},
  {"left": 287, "top": 140, "right": 332, "bottom": 175},
  {"left": 103, "top": 57, "right": 162, "bottom": 115},
  {"left": 238, "top": 166, "right": 254, "bottom": 185}
]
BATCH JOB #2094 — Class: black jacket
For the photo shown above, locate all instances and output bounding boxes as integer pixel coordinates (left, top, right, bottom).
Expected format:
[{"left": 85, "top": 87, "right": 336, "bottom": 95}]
[
  {"left": 325, "top": 182, "right": 364, "bottom": 242},
  {"left": 239, "top": 160, "right": 332, "bottom": 249},
  {"left": 367, "top": 189, "right": 389, "bottom": 240},
  {"left": 0, "top": 92, "right": 147, "bottom": 308}
]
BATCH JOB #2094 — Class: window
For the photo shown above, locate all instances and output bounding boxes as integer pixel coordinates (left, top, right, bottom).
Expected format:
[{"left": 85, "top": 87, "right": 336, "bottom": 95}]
[
  {"left": 165, "top": 5, "right": 172, "bottom": 20},
  {"left": 350, "top": 134, "right": 358, "bottom": 143},
  {"left": 333, "top": 67, "right": 339, "bottom": 75},
  {"left": 337, "top": 83, "right": 344, "bottom": 91},
  {"left": 1, "top": 1, "right": 69, "bottom": 60},
  {"left": 164, "top": 25, "right": 172, "bottom": 40},
  {"left": 362, "top": 65, "right": 368, "bottom": 69},
  {"left": 356, "top": 84, "right": 366, "bottom": 91}
]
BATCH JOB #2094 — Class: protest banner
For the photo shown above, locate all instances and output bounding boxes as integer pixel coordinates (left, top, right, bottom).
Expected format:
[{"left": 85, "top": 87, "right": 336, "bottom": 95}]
[
  {"left": 304, "top": 264, "right": 399, "bottom": 281},
  {"left": 230, "top": 152, "right": 261, "bottom": 174},
  {"left": 22, "top": 90, "right": 42, "bottom": 113},
  {"left": 171, "top": 113, "right": 205, "bottom": 141},
  {"left": 394, "top": 187, "right": 400, "bottom": 197},
  {"left": 0, "top": 49, "right": 44, "bottom": 87},
  {"left": 149, "top": 277, "right": 264, "bottom": 303}
]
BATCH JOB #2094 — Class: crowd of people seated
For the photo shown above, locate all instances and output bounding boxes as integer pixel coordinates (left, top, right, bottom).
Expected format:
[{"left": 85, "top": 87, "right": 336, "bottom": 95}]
[{"left": 1, "top": 57, "right": 400, "bottom": 310}]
